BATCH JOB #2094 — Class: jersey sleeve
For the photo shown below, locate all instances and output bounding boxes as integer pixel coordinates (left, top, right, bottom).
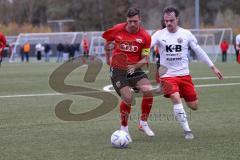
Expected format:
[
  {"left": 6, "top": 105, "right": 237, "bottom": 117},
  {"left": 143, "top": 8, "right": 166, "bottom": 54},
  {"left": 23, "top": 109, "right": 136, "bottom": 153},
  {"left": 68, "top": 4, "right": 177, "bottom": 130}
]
[
  {"left": 102, "top": 24, "right": 120, "bottom": 42},
  {"left": 150, "top": 31, "right": 160, "bottom": 48},
  {"left": 141, "top": 33, "right": 151, "bottom": 56},
  {"left": 0, "top": 33, "right": 7, "bottom": 49},
  {"left": 236, "top": 36, "right": 239, "bottom": 45},
  {"left": 188, "top": 31, "right": 214, "bottom": 67},
  {"left": 236, "top": 35, "right": 240, "bottom": 47}
]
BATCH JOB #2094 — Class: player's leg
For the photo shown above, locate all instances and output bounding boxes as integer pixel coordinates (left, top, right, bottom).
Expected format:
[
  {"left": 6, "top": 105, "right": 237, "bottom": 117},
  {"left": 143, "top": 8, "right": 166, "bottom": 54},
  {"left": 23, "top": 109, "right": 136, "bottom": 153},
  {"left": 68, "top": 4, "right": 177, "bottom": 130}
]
[
  {"left": 186, "top": 100, "right": 198, "bottom": 111},
  {"left": 162, "top": 76, "right": 193, "bottom": 139},
  {"left": 0, "top": 50, "right": 2, "bottom": 67},
  {"left": 119, "top": 86, "right": 133, "bottom": 126},
  {"left": 136, "top": 77, "right": 155, "bottom": 136},
  {"left": 180, "top": 75, "right": 199, "bottom": 111},
  {"left": 170, "top": 92, "right": 191, "bottom": 132},
  {"left": 0, "top": 55, "right": 2, "bottom": 67},
  {"left": 118, "top": 86, "right": 133, "bottom": 142},
  {"left": 170, "top": 92, "right": 194, "bottom": 139},
  {"left": 224, "top": 52, "right": 227, "bottom": 62},
  {"left": 111, "top": 68, "right": 133, "bottom": 141},
  {"left": 179, "top": 75, "right": 199, "bottom": 139},
  {"left": 222, "top": 52, "right": 224, "bottom": 62},
  {"left": 26, "top": 52, "right": 29, "bottom": 62}
]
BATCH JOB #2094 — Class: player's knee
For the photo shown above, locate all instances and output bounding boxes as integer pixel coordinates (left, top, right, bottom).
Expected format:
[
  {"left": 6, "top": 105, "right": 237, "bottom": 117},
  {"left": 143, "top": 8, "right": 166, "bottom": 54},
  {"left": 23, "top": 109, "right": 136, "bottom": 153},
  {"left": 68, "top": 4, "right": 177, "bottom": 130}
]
[
  {"left": 190, "top": 104, "right": 198, "bottom": 111},
  {"left": 170, "top": 93, "right": 182, "bottom": 104},
  {"left": 143, "top": 90, "right": 153, "bottom": 97},
  {"left": 139, "top": 84, "right": 152, "bottom": 93},
  {"left": 187, "top": 101, "right": 198, "bottom": 110},
  {"left": 122, "top": 95, "right": 132, "bottom": 105}
]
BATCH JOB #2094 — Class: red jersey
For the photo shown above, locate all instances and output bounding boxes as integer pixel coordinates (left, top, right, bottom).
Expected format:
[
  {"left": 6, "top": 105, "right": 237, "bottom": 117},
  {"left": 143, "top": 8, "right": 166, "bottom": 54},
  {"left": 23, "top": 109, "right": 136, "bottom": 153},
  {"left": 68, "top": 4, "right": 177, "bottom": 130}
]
[
  {"left": 0, "top": 32, "right": 6, "bottom": 54},
  {"left": 82, "top": 38, "right": 89, "bottom": 51},
  {"left": 102, "top": 23, "right": 151, "bottom": 68},
  {"left": 220, "top": 41, "right": 229, "bottom": 52}
]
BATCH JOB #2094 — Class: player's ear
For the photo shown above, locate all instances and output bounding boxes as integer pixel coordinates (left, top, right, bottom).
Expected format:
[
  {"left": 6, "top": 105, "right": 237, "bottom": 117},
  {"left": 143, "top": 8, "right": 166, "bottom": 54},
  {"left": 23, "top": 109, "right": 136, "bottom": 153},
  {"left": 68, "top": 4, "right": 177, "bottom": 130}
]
[
  {"left": 139, "top": 18, "right": 142, "bottom": 23},
  {"left": 176, "top": 17, "right": 179, "bottom": 24}
]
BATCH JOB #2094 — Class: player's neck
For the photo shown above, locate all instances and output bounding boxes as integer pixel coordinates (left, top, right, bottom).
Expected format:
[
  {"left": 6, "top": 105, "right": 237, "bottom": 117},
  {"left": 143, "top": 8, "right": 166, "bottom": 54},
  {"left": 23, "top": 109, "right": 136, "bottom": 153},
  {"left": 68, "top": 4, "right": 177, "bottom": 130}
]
[
  {"left": 125, "top": 25, "right": 140, "bottom": 34},
  {"left": 167, "top": 26, "right": 179, "bottom": 33}
]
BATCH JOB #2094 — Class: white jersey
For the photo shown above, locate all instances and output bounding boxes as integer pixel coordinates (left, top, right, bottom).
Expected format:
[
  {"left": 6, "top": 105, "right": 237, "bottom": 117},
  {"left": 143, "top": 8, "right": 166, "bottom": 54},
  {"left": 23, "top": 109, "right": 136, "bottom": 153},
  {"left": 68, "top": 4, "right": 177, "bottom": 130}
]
[
  {"left": 151, "top": 27, "right": 213, "bottom": 77},
  {"left": 236, "top": 34, "right": 240, "bottom": 49},
  {"left": 35, "top": 43, "right": 44, "bottom": 52}
]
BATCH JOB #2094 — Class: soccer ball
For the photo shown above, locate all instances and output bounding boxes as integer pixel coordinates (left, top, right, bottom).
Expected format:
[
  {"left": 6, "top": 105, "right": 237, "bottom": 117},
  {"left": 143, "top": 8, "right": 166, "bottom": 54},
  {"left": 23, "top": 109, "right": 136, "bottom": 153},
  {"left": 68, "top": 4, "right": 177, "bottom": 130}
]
[{"left": 111, "top": 130, "right": 130, "bottom": 148}]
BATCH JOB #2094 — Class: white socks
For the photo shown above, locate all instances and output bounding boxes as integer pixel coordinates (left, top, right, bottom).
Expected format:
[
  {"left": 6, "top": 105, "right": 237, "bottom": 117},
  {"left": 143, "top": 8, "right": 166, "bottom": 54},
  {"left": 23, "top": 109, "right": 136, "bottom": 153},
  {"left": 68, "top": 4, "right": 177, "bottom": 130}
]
[
  {"left": 173, "top": 103, "right": 191, "bottom": 132},
  {"left": 120, "top": 125, "right": 129, "bottom": 132},
  {"left": 139, "top": 120, "right": 148, "bottom": 126}
]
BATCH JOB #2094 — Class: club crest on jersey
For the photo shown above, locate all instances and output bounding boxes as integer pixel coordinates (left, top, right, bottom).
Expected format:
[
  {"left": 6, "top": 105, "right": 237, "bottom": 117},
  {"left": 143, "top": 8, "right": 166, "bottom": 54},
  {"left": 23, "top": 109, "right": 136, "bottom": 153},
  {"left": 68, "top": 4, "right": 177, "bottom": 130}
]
[
  {"left": 177, "top": 38, "right": 183, "bottom": 44},
  {"left": 136, "top": 38, "right": 143, "bottom": 44}
]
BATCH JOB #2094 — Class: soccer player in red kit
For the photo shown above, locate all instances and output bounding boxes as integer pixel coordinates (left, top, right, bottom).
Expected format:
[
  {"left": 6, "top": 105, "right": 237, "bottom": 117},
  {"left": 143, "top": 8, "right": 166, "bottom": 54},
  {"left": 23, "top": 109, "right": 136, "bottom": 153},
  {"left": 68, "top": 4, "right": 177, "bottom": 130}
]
[
  {"left": 0, "top": 32, "right": 7, "bottom": 66},
  {"left": 102, "top": 7, "right": 154, "bottom": 142}
]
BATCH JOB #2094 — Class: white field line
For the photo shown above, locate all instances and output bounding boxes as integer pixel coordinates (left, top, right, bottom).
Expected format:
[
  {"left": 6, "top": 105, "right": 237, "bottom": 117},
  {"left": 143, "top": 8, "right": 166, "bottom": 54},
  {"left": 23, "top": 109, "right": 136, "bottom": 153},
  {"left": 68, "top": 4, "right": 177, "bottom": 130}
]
[
  {"left": 195, "top": 83, "right": 240, "bottom": 88},
  {"left": 192, "top": 75, "right": 240, "bottom": 80},
  {"left": 0, "top": 76, "right": 240, "bottom": 99},
  {"left": 0, "top": 93, "right": 63, "bottom": 98}
]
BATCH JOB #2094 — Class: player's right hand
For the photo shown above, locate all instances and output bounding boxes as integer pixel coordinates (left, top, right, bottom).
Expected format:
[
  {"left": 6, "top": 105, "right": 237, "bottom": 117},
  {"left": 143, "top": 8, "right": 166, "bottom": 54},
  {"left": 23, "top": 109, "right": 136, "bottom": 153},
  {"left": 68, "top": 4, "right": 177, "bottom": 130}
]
[
  {"left": 211, "top": 66, "right": 223, "bottom": 80},
  {"left": 127, "top": 65, "right": 135, "bottom": 75}
]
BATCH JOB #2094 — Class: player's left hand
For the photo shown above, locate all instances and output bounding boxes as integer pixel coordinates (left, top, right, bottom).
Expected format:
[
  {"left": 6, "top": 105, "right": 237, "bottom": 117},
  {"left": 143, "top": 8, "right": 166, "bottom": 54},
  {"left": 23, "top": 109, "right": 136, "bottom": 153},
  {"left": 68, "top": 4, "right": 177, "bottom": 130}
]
[{"left": 211, "top": 65, "right": 223, "bottom": 80}]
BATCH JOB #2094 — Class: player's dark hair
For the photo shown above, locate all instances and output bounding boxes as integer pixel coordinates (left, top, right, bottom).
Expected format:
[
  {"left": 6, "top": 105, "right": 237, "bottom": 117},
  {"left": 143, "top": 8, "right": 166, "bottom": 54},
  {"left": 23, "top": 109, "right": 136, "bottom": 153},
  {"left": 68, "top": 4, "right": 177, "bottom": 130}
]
[
  {"left": 163, "top": 7, "right": 179, "bottom": 18},
  {"left": 126, "top": 7, "right": 140, "bottom": 18},
  {"left": 161, "top": 19, "right": 166, "bottom": 28}
]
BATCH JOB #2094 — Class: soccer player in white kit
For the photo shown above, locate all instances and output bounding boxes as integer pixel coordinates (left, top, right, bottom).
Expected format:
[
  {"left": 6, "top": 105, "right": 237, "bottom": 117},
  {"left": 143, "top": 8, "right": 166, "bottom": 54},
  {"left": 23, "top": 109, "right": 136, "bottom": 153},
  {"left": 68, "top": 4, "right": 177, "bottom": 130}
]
[
  {"left": 235, "top": 34, "right": 240, "bottom": 62},
  {"left": 151, "top": 7, "right": 223, "bottom": 139}
]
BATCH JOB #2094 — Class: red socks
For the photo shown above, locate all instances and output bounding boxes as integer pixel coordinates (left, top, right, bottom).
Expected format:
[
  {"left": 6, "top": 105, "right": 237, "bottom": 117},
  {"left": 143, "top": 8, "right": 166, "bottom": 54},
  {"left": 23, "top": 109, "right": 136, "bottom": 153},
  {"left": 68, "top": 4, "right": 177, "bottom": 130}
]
[
  {"left": 141, "top": 95, "right": 153, "bottom": 121},
  {"left": 120, "top": 95, "right": 153, "bottom": 126},
  {"left": 120, "top": 101, "right": 131, "bottom": 126}
]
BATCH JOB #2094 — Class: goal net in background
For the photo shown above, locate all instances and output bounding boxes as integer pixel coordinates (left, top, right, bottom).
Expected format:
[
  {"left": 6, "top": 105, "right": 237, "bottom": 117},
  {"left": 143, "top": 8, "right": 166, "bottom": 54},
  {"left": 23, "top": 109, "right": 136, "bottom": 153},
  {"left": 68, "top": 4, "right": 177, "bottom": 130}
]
[
  {"left": 189, "top": 28, "right": 234, "bottom": 62},
  {"left": 9, "top": 32, "right": 84, "bottom": 62},
  {"left": 8, "top": 28, "right": 234, "bottom": 63}
]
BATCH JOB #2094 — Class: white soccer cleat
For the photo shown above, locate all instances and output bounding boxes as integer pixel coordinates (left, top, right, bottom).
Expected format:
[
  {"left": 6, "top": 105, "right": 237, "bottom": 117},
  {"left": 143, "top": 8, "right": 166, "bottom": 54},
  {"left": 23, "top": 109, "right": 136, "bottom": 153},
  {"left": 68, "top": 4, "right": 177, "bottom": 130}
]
[
  {"left": 184, "top": 131, "right": 194, "bottom": 140},
  {"left": 120, "top": 126, "right": 132, "bottom": 142},
  {"left": 138, "top": 121, "right": 155, "bottom": 137}
]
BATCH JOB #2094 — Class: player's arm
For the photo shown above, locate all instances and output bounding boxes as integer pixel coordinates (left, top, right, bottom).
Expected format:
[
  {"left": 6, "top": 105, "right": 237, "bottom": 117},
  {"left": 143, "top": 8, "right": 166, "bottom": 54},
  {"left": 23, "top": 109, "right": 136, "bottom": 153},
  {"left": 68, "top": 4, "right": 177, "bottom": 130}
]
[
  {"left": 128, "top": 48, "right": 150, "bottom": 69},
  {"left": 102, "top": 27, "right": 116, "bottom": 66},
  {"left": 127, "top": 33, "right": 151, "bottom": 74},
  {"left": 189, "top": 33, "right": 223, "bottom": 80},
  {"left": 127, "top": 51, "right": 149, "bottom": 74},
  {"left": 236, "top": 36, "right": 240, "bottom": 50},
  {"left": 0, "top": 33, "right": 7, "bottom": 52},
  {"left": 150, "top": 31, "right": 160, "bottom": 48},
  {"left": 104, "top": 41, "right": 114, "bottom": 65}
]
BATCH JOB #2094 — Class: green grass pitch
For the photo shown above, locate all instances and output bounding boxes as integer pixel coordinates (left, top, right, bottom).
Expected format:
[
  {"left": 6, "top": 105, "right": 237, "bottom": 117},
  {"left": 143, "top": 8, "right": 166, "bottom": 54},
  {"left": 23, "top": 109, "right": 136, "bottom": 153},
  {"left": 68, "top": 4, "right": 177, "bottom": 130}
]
[{"left": 0, "top": 61, "right": 240, "bottom": 160}]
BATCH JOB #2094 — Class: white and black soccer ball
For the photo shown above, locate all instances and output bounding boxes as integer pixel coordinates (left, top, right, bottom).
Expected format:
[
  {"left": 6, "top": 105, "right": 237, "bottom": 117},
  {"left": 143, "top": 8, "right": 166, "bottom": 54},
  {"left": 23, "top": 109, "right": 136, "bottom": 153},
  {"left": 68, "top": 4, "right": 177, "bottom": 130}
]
[{"left": 111, "top": 130, "right": 130, "bottom": 148}]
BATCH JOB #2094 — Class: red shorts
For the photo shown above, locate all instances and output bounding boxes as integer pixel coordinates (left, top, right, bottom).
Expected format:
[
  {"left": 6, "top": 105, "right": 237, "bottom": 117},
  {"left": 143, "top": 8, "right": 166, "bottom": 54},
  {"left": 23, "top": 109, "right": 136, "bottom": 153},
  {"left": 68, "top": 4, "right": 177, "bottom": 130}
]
[{"left": 160, "top": 75, "right": 198, "bottom": 102}]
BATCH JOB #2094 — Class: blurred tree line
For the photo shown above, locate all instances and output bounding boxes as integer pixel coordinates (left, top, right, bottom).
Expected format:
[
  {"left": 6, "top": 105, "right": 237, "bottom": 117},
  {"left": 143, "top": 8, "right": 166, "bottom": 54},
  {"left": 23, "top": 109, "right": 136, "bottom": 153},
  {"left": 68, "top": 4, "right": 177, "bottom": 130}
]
[{"left": 0, "top": 0, "right": 240, "bottom": 34}]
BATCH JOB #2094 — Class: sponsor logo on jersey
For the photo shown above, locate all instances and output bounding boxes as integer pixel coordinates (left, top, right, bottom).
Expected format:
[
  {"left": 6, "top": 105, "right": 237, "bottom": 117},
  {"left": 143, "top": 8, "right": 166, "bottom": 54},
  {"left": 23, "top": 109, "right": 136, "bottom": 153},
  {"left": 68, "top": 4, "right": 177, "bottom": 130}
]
[
  {"left": 166, "top": 45, "right": 182, "bottom": 52},
  {"left": 119, "top": 42, "right": 139, "bottom": 52}
]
